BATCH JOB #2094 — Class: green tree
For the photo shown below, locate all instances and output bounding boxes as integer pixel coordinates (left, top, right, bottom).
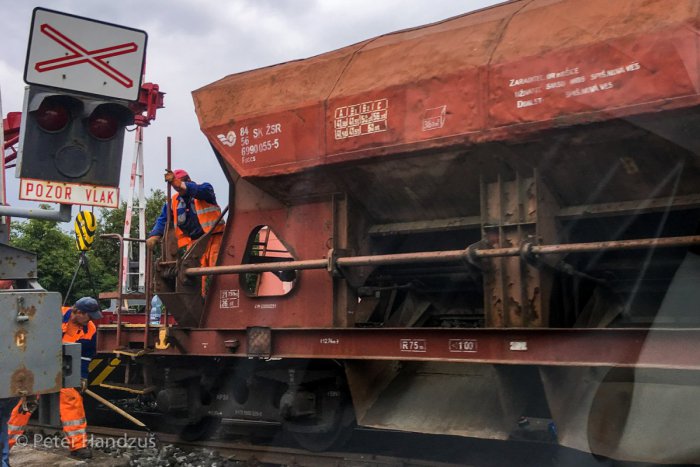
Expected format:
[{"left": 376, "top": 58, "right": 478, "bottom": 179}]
[
  {"left": 10, "top": 205, "right": 112, "bottom": 303},
  {"left": 92, "top": 188, "right": 167, "bottom": 288},
  {"left": 9, "top": 189, "right": 167, "bottom": 304}
]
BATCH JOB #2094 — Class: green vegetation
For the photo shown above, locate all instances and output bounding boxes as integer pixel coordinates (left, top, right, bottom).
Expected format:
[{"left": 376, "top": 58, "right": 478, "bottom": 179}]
[{"left": 9, "top": 189, "right": 166, "bottom": 304}]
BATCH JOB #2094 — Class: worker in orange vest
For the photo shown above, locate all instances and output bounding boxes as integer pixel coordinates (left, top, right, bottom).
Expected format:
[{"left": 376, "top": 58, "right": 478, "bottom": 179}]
[
  {"left": 7, "top": 297, "right": 102, "bottom": 460},
  {"left": 0, "top": 281, "right": 15, "bottom": 467},
  {"left": 146, "top": 169, "right": 225, "bottom": 293},
  {"left": 1, "top": 398, "right": 16, "bottom": 467}
]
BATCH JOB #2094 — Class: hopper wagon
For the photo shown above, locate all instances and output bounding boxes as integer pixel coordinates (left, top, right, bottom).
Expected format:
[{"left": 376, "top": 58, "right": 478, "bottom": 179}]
[{"left": 97, "top": 0, "right": 700, "bottom": 462}]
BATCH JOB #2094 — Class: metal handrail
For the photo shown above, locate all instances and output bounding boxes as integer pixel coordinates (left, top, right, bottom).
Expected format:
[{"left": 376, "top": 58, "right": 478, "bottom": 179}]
[{"left": 100, "top": 234, "right": 152, "bottom": 348}]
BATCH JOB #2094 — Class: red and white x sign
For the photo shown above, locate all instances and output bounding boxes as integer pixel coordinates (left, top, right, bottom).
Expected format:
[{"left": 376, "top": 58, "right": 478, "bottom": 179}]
[
  {"left": 24, "top": 8, "right": 147, "bottom": 101},
  {"left": 35, "top": 23, "right": 138, "bottom": 88}
]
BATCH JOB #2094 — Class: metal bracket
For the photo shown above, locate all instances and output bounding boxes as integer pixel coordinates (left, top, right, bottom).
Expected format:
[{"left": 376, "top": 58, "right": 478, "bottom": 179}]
[
  {"left": 464, "top": 240, "right": 486, "bottom": 270},
  {"left": 247, "top": 326, "right": 272, "bottom": 359},
  {"left": 519, "top": 242, "right": 537, "bottom": 266},
  {"left": 0, "top": 203, "right": 71, "bottom": 222},
  {"left": 113, "top": 348, "right": 152, "bottom": 359},
  {"left": 62, "top": 343, "right": 81, "bottom": 389},
  {"left": 155, "top": 326, "right": 171, "bottom": 350},
  {"left": 327, "top": 248, "right": 352, "bottom": 278},
  {"left": 15, "top": 296, "right": 29, "bottom": 323}
]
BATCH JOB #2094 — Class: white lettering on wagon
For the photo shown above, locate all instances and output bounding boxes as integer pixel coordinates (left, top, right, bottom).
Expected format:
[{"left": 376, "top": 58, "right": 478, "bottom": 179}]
[
  {"left": 517, "top": 97, "right": 543, "bottom": 108},
  {"left": 509, "top": 74, "right": 546, "bottom": 87},
  {"left": 320, "top": 337, "right": 340, "bottom": 345},
  {"left": 220, "top": 289, "right": 240, "bottom": 309},
  {"left": 400, "top": 338, "right": 427, "bottom": 353},
  {"left": 509, "top": 341, "right": 528, "bottom": 351},
  {"left": 448, "top": 339, "right": 478, "bottom": 353},
  {"left": 334, "top": 98, "right": 388, "bottom": 140},
  {"left": 507, "top": 61, "right": 641, "bottom": 110},
  {"left": 233, "top": 123, "right": 283, "bottom": 164},
  {"left": 422, "top": 105, "right": 446, "bottom": 131},
  {"left": 514, "top": 86, "right": 542, "bottom": 97}
]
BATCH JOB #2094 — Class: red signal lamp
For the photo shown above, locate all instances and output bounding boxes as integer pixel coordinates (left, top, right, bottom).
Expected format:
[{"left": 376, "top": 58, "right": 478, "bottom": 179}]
[
  {"left": 88, "top": 109, "right": 119, "bottom": 140},
  {"left": 35, "top": 99, "right": 69, "bottom": 132}
]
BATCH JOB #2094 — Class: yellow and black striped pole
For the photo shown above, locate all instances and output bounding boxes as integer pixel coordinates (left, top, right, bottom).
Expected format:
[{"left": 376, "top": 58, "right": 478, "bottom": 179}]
[
  {"left": 64, "top": 211, "right": 99, "bottom": 306},
  {"left": 74, "top": 210, "right": 97, "bottom": 251}
]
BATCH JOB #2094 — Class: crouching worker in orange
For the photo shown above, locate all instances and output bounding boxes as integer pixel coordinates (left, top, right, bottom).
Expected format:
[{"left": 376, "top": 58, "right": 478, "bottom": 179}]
[
  {"left": 146, "top": 169, "right": 225, "bottom": 294},
  {"left": 7, "top": 297, "right": 102, "bottom": 460}
]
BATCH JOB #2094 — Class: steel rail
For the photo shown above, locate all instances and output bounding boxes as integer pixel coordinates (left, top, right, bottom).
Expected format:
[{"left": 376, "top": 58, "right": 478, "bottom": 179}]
[
  {"left": 185, "top": 234, "right": 700, "bottom": 277},
  {"left": 63, "top": 424, "right": 460, "bottom": 467}
]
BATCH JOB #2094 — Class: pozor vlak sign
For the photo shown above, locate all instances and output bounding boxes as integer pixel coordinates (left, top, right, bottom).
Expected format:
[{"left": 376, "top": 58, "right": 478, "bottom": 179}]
[{"left": 20, "top": 179, "right": 119, "bottom": 208}]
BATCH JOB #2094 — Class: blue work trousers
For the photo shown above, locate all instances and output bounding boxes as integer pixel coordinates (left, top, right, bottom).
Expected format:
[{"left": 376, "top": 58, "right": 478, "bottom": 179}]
[{"left": 0, "top": 398, "right": 17, "bottom": 467}]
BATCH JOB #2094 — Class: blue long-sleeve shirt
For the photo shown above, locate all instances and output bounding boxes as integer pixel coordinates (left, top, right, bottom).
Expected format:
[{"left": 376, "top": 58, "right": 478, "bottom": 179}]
[{"left": 149, "top": 181, "right": 218, "bottom": 239}]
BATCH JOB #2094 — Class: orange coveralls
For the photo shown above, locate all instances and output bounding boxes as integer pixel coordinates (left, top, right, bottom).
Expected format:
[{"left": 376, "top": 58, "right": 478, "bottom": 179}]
[
  {"left": 170, "top": 193, "right": 224, "bottom": 293},
  {"left": 7, "top": 307, "right": 96, "bottom": 451}
]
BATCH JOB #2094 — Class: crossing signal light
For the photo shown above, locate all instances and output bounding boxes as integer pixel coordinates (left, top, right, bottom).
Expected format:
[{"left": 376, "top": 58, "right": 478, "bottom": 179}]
[
  {"left": 17, "top": 84, "right": 134, "bottom": 187},
  {"left": 35, "top": 98, "right": 69, "bottom": 131}
]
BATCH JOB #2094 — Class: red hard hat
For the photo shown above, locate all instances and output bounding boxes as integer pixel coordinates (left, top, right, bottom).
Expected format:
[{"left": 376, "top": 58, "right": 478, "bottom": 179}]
[{"left": 173, "top": 169, "right": 189, "bottom": 179}]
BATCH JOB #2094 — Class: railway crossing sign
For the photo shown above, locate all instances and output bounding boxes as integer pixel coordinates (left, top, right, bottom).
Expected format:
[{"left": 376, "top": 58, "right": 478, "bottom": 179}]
[{"left": 24, "top": 8, "right": 147, "bottom": 101}]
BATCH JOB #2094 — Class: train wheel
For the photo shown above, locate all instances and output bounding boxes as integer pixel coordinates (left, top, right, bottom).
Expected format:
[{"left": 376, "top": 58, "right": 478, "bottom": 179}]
[
  {"left": 178, "top": 416, "right": 221, "bottom": 442},
  {"left": 288, "top": 405, "right": 355, "bottom": 452}
]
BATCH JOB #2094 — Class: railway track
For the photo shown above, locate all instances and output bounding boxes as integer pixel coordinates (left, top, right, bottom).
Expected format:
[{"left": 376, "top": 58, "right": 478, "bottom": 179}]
[
  {"left": 26, "top": 423, "right": 467, "bottom": 467},
  {"left": 25, "top": 394, "right": 663, "bottom": 467},
  {"left": 27, "top": 420, "right": 656, "bottom": 467}
]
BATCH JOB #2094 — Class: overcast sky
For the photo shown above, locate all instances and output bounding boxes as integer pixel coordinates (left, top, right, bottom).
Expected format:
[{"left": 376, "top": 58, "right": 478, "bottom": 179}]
[{"left": 0, "top": 0, "right": 498, "bottom": 219}]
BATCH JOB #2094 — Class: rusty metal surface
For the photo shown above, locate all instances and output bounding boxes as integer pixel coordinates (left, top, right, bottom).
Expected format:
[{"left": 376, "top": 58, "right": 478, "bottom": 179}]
[
  {"left": 1, "top": 290, "right": 62, "bottom": 397},
  {"left": 481, "top": 175, "right": 558, "bottom": 327},
  {"left": 201, "top": 197, "right": 335, "bottom": 329},
  {"left": 193, "top": 0, "right": 700, "bottom": 180},
  {"left": 0, "top": 243, "right": 38, "bottom": 280},
  {"left": 97, "top": 326, "right": 700, "bottom": 370}
]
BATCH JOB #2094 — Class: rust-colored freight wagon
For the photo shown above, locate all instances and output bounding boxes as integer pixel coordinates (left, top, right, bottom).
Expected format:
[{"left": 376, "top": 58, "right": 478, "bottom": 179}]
[{"left": 98, "top": 0, "right": 700, "bottom": 462}]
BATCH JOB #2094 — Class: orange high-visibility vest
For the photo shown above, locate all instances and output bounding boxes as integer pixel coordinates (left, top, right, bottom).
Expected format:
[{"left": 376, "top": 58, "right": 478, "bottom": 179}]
[
  {"left": 61, "top": 307, "right": 96, "bottom": 344},
  {"left": 9, "top": 308, "right": 92, "bottom": 452},
  {"left": 171, "top": 194, "right": 224, "bottom": 249},
  {"left": 60, "top": 307, "right": 91, "bottom": 450}
]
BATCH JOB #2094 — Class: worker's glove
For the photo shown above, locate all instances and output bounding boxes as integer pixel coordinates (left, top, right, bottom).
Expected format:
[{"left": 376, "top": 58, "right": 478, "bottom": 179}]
[
  {"left": 164, "top": 169, "right": 175, "bottom": 183},
  {"left": 19, "top": 395, "right": 38, "bottom": 414},
  {"left": 164, "top": 169, "right": 184, "bottom": 189},
  {"left": 80, "top": 378, "right": 88, "bottom": 393},
  {"left": 146, "top": 236, "right": 161, "bottom": 250}
]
